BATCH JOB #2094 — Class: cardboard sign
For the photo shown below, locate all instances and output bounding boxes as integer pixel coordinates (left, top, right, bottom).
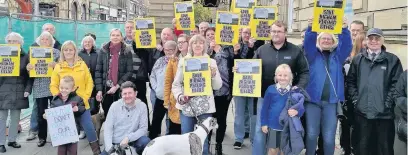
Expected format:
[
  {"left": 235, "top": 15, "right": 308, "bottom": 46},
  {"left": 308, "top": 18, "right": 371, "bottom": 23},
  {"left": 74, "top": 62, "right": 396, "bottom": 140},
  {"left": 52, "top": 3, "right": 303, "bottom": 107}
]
[
  {"left": 231, "top": 0, "right": 256, "bottom": 29},
  {"left": 215, "top": 11, "right": 240, "bottom": 45},
  {"left": 183, "top": 57, "right": 212, "bottom": 96},
  {"left": 0, "top": 44, "right": 20, "bottom": 76},
  {"left": 134, "top": 18, "right": 157, "bottom": 48},
  {"left": 251, "top": 6, "right": 278, "bottom": 40},
  {"left": 29, "top": 47, "right": 53, "bottom": 77},
  {"left": 45, "top": 105, "right": 79, "bottom": 147},
  {"left": 233, "top": 59, "right": 262, "bottom": 97},
  {"left": 174, "top": 1, "right": 195, "bottom": 30},
  {"left": 312, "top": 0, "right": 345, "bottom": 34}
]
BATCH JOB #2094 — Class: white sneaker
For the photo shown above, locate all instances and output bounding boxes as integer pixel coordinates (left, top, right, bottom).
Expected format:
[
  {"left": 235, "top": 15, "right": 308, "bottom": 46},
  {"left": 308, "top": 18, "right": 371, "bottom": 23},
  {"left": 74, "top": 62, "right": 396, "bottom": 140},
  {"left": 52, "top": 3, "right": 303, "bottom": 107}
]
[
  {"left": 26, "top": 131, "right": 38, "bottom": 141},
  {"left": 78, "top": 131, "right": 86, "bottom": 139}
]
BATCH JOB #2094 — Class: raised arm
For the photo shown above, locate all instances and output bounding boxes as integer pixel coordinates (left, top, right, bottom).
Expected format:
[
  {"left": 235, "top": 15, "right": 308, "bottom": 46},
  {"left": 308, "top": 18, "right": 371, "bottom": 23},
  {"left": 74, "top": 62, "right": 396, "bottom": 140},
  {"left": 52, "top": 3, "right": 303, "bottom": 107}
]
[
  {"left": 335, "top": 27, "right": 353, "bottom": 62},
  {"left": 304, "top": 25, "right": 318, "bottom": 61},
  {"left": 210, "top": 59, "right": 222, "bottom": 90}
]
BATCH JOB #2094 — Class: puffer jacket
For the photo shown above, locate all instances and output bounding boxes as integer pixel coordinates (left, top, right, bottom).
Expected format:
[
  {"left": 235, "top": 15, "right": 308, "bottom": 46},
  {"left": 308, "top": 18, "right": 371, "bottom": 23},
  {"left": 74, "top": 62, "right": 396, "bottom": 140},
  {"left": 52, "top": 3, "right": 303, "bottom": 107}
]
[
  {"left": 50, "top": 60, "right": 93, "bottom": 109},
  {"left": 50, "top": 92, "right": 86, "bottom": 117},
  {"left": 95, "top": 42, "right": 133, "bottom": 92},
  {"left": 0, "top": 51, "right": 32, "bottom": 110}
]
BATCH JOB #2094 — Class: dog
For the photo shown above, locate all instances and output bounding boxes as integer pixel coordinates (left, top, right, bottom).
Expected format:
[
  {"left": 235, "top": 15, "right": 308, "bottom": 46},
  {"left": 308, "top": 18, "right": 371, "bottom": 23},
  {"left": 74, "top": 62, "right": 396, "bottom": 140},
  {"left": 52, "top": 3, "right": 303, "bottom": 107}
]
[{"left": 142, "top": 117, "right": 218, "bottom": 155}]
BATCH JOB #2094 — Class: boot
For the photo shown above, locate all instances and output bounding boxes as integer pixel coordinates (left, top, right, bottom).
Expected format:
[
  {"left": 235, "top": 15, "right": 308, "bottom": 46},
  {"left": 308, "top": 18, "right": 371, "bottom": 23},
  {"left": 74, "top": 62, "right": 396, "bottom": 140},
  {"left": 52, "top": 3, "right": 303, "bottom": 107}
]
[
  {"left": 215, "top": 143, "right": 223, "bottom": 155},
  {"left": 90, "top": 141, "right": 101, "bottom": 155}
]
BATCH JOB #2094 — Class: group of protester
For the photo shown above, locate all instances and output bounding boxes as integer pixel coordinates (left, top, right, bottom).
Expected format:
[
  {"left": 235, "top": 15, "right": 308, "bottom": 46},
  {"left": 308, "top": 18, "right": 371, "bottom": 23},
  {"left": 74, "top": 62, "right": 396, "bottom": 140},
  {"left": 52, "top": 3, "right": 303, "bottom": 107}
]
[{"left": 0, "top": 15, "right": 406, "bottom": 155}]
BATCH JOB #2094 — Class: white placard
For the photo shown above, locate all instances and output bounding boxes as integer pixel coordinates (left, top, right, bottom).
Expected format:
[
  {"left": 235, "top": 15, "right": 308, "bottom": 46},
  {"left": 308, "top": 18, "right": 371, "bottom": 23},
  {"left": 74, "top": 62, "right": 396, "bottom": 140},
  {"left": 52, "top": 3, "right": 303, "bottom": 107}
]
[{"left": 45, "top": 105, "right": 79, "bottom": 147}]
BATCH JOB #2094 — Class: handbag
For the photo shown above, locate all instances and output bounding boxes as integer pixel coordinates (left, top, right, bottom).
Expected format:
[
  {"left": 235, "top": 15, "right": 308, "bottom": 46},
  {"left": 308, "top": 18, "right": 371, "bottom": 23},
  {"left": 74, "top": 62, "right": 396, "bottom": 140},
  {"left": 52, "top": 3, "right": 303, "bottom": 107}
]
[{"left": 323, "top": 62, "right": 347, "bottom": 120}]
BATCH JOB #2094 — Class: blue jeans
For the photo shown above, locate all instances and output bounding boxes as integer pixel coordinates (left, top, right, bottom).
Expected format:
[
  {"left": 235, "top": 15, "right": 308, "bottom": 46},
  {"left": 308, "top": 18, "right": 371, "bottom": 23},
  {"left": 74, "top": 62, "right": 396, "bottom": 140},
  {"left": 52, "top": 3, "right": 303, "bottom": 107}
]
[
  {"left": 180, "top": 111, "right": 212, "bottom": 155},
  {"left": 80, "top": 110, "right": 98, "bottom": 142},
  {"left": 252, "top": 97, "right": 266, "bottom": 155},
  {"left": 234, "top": 97, "right": 254, "bottom": 143},
  {"left": 101, "top": 136, "right": 151, "bottom": 155},
  {"left": 305, "top": 101, "right": 337, "bottom": 155},
  {"left": 29, "top": 99, "right": 38, "bottom": 132}
]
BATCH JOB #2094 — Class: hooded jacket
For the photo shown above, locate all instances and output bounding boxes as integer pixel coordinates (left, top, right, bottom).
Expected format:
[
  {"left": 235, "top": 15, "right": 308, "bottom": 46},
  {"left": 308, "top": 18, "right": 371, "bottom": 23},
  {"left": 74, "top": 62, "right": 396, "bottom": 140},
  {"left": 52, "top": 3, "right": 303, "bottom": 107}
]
[
  {"left": 304, "top": 26, "right": 353, "bottom": 103},
  {"left": 0, "top": 50, "right": 32, "bottom": 110},
  {"left": 347, "top": 48, "right": 403, "bottom": 119},
  {"left": 254, "top": 39, "right": 309, "bottom": 97},
  {"left": 50, "top": 60, "right": 94, "bottom": 109},
  {"left": 95, "top": 42, "right": 133, "bottom": 92}
]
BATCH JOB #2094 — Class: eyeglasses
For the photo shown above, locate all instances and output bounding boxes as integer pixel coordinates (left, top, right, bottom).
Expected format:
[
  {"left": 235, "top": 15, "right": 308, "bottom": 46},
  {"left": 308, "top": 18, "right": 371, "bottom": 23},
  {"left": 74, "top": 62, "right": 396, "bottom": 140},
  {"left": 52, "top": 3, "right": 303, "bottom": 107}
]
[
  {"left": 178, "top": 41, "right": 188, "bottom": 45},
  {"left": 320, "top": 37, "right": 333, "bottom": 41},
  {"left": 367, "top": 36, "right": 381, "bottom": 42},
  {"left": 164, "top": 48, "right": 176, "bottom": 52}
]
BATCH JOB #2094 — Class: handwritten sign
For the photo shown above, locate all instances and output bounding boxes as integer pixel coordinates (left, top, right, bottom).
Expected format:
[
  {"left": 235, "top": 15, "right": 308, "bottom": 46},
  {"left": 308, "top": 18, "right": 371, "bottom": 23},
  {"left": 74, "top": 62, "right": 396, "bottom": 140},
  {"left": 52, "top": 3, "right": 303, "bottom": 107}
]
[
  {"left": 215, "top": 11, "right": 240, "bottom": 45},
  {"left": 183, "top": 57, "right": 212, "bottom": 96},
  {"left": 251, "top": 6, "right": 278, "bottom": 40},
  {"left": 0, "top": 44, "right": 20, "bottom": 76},
  {"left": 29, "top": 47, "right": 53, "bottom": 77},
  {"left": 45, "top": 105, "right": 79, "bottom": 147},
  {"left": 312, "top": 0, "right": 345, "bottom": 34},
  {"left": 231, "top": 0, "right": 256, "bottom": 28},
  {"left": 174, "top": 2, "right": 195, "bottom": 30},
  {"left": 134, "top": 18, "right": 157, "bottom": 48},
  {"left": 233, "top": 59, "right": 262, "bottom": 97}
]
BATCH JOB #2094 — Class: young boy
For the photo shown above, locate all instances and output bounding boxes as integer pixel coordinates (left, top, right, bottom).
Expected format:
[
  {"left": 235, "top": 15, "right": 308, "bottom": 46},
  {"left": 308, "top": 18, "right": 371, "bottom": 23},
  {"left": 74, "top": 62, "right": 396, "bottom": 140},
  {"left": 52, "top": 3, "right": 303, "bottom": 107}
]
[
  {"left": 260, "top": 64, "right": 305, "bottom": 155},
  {"left": 45, "top": 75, "right": 86, "bottom": 155}
]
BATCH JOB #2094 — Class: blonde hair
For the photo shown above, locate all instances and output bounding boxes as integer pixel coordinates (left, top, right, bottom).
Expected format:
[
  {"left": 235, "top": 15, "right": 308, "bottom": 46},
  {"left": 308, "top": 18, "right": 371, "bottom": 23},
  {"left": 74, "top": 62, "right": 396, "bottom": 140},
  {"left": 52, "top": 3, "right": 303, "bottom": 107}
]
[
  {"left": 35, "top": 31, "right": 55, "bottom": 47},
  {"left": 350, "top": 32, "right": 366, "bottom": 58},
  {"left": 81, "top": 36, "right": 96, "bottom": 49},
  {"left": 274, "top": 64, "right": 293, "bottom": 84},
  {"left": 188, "top": 35, "right": 208, "bottom": 56},
  {"left": 316, "top": 32, "right": 338, "bottom": 51},
  {"left": 61, "top": 75, "right": 75, "bottom": 87},
  {"left": 60, "top": 41, "right": 80, "bottom": 63}
]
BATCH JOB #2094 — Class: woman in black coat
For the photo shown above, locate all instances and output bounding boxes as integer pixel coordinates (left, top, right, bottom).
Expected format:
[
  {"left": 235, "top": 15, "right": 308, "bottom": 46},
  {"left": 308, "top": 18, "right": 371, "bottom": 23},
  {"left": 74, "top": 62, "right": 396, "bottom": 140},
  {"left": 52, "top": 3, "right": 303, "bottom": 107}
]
[
  {"left": 0, "top": 32, "right": 32, "bottom": 152},
  {"left": 95, "top": 28, "right": 133, "bottom": 118}
]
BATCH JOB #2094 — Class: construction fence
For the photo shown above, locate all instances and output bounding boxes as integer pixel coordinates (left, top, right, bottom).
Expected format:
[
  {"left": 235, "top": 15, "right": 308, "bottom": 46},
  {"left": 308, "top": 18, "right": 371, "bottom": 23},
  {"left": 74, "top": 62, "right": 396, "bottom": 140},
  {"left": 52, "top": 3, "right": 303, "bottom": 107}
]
[{"left": 0, "top": 13, "right": 129, "bottom": 52}]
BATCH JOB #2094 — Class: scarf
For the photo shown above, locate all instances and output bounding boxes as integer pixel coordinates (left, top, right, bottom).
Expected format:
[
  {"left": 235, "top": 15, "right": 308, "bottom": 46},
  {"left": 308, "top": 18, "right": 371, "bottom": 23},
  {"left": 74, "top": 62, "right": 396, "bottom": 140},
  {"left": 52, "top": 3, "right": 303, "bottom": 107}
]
[{"left": 108, "top": 42, "right": 121, "bottom": 86}]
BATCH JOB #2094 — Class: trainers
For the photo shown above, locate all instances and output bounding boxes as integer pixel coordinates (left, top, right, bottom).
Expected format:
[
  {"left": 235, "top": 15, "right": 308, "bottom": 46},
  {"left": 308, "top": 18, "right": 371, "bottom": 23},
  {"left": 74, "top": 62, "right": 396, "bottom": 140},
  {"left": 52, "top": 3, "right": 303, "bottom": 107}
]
[
  {"left": 26, "top": 131, "right": 38, "bottom": 141},
  {"left": 233, "top": 142, "right": 242, "bottom": 149},
  {"left": 78, "top": 131, "right": 86, "bottom": 139}
]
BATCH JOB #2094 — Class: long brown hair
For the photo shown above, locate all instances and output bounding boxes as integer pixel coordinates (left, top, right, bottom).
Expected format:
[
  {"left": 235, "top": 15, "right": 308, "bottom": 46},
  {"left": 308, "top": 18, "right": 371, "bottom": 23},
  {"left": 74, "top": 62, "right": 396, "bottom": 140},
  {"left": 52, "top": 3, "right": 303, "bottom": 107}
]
[{"left": 350, "top": 32, "right": 366, "bottom": 58}]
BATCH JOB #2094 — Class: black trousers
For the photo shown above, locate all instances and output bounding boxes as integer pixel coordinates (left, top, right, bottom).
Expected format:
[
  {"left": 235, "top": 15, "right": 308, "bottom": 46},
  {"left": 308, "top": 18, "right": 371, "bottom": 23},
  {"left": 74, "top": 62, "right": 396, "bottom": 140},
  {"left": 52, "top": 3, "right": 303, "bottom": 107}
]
[
  {"left": 37, "top": 96, "right": 53, "bottom": 140},
  {"left": 354, "top": 114, "right": 395, "bottom": 155},
  {"left": 340, "top": 118, "right": 352, "bottom": 154},
  {"left": 101, "top": 87, "right": 120, "bottom": 118},
  {"left": 133, "top": 80, "right": 151, "bottom": 131},
  {"left": 149, "top": 99, "right": 166, "bottom": 139},
  {"left": 209, "top": 96, "right": 231, "bottom": 143},
  {"left": 168, "top": 120, "right": 181, "bottom": 135}
]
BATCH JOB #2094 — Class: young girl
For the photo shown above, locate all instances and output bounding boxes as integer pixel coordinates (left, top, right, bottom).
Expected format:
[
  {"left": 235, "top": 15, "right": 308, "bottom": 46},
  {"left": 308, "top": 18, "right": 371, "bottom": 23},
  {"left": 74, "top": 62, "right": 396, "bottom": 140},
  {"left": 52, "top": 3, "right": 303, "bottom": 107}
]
[
  {"left": 46, "top": 75, "right": 85, "bottom": 155},
  {"left": 260, "top": 64, "right": 304, "bottom": 155}
]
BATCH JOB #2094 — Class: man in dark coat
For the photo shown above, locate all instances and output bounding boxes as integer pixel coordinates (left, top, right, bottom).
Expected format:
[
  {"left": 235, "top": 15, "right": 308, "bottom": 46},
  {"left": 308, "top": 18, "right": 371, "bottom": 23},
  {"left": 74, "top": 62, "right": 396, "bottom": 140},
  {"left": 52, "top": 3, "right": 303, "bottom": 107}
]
[{"left": 347, "top": 28, "right": 403, "bottom": 155}]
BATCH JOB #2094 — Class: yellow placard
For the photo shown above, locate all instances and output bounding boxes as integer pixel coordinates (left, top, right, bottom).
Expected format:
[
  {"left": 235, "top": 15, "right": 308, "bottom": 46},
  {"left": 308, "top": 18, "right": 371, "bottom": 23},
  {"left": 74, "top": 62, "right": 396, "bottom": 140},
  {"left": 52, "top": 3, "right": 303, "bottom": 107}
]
[
  {"left": 231, "top": 0, "right": 256, "bottom": 29},
  {"left": 215, "top": 11, "right": 240, "bottom": 45},
  {"left": 29, "top": 47, "right": 54, "bottom": 77},
  {"left": 233, "top": 59, "right": 262, "bottom": 97},
  {"left": 312, "top": 0, "right": 345, "bottom": 34},
  {"left": 251, "top": 6, "right": 278, "bottom": 40},
  {"left": 183, "top": 56, "right": 212, "bottom": 96},
  {"left": 134, "top": 18, "right": 157, "bottom": 48},
  {"left": 0, "top": 44, "right": 21, "bottom": 76},
  {"left": 174, "top": 1, "right": 195, "bottom": 30}
]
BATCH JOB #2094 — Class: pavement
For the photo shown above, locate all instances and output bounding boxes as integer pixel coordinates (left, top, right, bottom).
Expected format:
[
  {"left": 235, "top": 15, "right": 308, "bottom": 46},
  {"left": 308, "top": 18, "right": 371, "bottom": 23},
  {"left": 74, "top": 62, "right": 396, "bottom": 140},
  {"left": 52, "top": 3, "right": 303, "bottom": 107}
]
[{"left": 4, "top": 87, "right": 407, "bottom": 155}]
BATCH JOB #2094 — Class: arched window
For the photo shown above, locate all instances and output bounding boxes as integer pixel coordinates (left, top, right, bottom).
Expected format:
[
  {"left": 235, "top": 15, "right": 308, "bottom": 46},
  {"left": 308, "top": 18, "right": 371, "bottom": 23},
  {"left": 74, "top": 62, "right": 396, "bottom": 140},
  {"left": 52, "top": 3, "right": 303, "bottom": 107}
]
[
  {"left": 71, "top": 2, "right": 78, "bottom": 20},
  {"left": 81, "top": 4, "right": 87, "bottom": 20}
]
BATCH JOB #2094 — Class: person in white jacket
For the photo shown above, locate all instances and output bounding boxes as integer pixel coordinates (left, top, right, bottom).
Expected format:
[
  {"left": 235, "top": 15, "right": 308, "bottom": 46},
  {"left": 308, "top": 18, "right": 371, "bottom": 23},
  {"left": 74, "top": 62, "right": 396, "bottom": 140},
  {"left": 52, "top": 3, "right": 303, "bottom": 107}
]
[{"left": 171, "top": 34, "right": 222, "bottom": 155}]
